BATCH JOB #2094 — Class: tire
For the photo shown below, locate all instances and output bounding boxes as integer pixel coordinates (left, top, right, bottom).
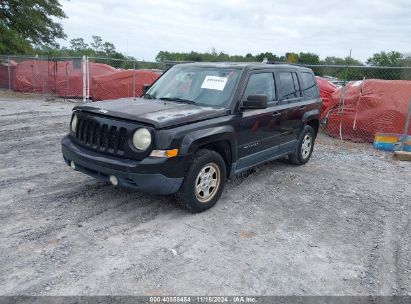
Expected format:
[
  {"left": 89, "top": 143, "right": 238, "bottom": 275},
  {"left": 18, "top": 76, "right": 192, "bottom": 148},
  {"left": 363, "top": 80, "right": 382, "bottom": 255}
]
[
  {"left": 176, "top": 149, "right": 226, "bottom": 213},
  {"left": 288, "top": 125, "right": 315, "bottom": 165}
]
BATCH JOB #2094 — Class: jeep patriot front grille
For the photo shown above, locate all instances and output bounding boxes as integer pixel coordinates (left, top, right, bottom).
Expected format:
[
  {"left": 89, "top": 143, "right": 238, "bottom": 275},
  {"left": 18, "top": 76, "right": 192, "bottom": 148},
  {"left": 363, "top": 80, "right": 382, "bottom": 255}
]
[{"left": 75, "top": 117, "right": 128, "bottom": 155}]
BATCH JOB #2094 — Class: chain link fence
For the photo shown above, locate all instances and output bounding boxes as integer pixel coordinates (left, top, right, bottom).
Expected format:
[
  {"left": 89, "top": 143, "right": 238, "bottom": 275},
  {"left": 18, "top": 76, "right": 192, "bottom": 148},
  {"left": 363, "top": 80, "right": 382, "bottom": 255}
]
[
  {"left": 0, "top": 56, "right": 410, "bottom": 149},
  {"left": 0, "top": 55, "right": 166, "bottom": 100},
  {"left": 302, "top": 64, "right": 411, "bottom": 148},
  {"left": 304, "top": 64, "right": 411, "bottom": 82},
  {"left": 0, "top": 55, "right": 84, "bottom": 97},
  {"left": 86, "top": 57, "right": 164, "bottom": 101}
]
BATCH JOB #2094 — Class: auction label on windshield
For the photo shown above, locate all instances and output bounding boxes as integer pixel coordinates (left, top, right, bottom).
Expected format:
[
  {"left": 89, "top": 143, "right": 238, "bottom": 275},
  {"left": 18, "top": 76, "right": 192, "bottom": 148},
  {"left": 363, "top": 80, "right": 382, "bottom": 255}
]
[{"left": 201, "top": 76, "right": 228, "bottom": 91}]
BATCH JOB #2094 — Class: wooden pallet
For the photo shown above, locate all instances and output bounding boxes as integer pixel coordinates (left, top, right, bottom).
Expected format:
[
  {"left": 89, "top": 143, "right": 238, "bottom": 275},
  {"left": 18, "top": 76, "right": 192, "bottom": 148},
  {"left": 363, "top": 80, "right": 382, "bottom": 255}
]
[{"left": 393, "top": 151, "right": 411, "bottom": 161}]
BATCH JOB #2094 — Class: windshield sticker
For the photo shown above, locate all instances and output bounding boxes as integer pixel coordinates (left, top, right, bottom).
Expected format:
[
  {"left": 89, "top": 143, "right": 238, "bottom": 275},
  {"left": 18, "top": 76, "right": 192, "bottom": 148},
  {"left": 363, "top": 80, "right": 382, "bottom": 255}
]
[{"left": 201, "top": 76, "right": 228, "bottom": 91}]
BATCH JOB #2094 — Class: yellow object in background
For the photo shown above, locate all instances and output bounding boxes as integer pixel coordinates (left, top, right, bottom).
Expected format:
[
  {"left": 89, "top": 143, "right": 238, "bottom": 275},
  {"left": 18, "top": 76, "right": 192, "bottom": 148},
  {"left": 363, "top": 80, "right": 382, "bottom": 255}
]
[{"left": 374, "top": 133, "right": 411, "bottom": 152}]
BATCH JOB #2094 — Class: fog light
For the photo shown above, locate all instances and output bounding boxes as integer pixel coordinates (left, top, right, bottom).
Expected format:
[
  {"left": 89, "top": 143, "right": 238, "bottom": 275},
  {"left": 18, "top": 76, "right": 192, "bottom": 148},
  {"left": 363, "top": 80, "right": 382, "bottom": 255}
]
[
  {"left": 109, "top": 175, "right": 118, "bottom": 186},
  {"left": 70, "top": 161, "right": 76, "bottom": 170}
]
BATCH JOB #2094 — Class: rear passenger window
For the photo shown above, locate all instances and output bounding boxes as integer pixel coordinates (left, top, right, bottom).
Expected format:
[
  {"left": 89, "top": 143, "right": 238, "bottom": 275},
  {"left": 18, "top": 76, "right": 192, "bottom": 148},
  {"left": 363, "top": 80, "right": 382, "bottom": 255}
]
[
  {"left": 301, "top": 72, "right": 319, "bottom": 98},
  {"left": 279, "top": 72, "right": 301, "bottom": 100},
  {"left": 243, "top": 73, "right": 275, "bottom": 102}
]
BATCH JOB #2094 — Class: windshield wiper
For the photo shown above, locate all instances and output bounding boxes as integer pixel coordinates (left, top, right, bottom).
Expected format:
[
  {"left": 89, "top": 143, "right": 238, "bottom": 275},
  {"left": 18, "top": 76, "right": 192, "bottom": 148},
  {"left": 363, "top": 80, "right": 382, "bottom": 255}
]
[{"left": 158, "top": 97, "right": 196, "bottom": 104}]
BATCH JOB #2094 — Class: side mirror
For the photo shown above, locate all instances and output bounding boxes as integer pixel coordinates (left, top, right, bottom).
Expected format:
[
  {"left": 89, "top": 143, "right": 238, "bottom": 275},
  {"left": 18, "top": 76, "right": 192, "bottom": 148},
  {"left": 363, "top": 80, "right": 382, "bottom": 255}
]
[
  {"left": 242, "top": 95, "right": 268, "bottom": 109},
  {"left": 142, "top": 84, "right": 151, "bottom": 94}
]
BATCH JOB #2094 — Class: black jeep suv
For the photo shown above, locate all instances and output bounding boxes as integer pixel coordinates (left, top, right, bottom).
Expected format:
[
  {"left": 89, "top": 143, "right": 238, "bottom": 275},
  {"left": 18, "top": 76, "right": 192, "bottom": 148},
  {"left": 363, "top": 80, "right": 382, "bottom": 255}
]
[{"left": 62, "top": 62, "right": 321, "bottom": 212}]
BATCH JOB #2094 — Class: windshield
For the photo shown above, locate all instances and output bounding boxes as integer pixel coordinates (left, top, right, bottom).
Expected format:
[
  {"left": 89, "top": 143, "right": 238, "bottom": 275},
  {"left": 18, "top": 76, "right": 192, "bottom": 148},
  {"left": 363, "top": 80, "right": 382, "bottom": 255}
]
[{"left": 145, "top": 66, "right": 241, "bottom": 107}]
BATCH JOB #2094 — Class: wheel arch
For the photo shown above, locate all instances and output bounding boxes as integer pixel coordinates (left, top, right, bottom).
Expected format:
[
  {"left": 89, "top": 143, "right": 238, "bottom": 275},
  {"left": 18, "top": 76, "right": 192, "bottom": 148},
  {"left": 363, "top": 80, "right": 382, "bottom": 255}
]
[
  {"left": 302, "top": 109, "right": 320, "bottom": 137},
  {"left": 180, "top": 126, "right": 236, "bottom": 178},
  {"left": 306, "top": 119, "right": 319, "bottom": 137}
]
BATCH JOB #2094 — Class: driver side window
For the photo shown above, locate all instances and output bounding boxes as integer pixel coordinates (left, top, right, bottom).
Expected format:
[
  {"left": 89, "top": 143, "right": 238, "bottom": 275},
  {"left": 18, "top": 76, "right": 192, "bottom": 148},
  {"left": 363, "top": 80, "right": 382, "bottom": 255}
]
[{"left": 243, "top": 73, "right": 275, "bottom": 102}]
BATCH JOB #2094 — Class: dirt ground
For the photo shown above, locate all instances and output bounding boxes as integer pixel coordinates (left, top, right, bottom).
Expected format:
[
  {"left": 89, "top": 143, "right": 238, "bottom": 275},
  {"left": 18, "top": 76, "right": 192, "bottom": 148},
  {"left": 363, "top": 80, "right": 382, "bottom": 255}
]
[{"left": 0, "top": 91, "right": 410, "bottom": 296}]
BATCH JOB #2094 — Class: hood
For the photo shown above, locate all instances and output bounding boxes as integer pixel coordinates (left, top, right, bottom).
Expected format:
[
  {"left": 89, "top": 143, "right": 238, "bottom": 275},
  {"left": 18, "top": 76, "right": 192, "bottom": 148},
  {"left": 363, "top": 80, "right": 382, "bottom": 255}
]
[{"left": 74, "top": 98, "right": 229, "bottom": 129}]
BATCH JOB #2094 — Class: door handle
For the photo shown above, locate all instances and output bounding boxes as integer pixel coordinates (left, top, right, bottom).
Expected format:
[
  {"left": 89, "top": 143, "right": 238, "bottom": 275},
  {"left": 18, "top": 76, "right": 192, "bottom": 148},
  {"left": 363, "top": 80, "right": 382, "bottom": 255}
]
[
  {"left": 271, "top": 112, "right": 281, "bottom": 117},
  {"left": 299, "top": 106, "right": 306, "bottom": 110}
]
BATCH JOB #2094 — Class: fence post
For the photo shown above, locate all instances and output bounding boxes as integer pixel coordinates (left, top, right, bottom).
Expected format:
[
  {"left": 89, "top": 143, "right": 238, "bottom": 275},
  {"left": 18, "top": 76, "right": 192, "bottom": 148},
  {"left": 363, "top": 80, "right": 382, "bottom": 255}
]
[
  {"left": 133, "top": 60, "right": 136, "bottom": 99},
  {"left": 86, "top": 56, "right": 90, "bottom": 100},
  {"left": 399, "top": 98, "right": 411, "bottom": 151},
  {"left": 65, "top": 62, "right": 69, "bottom": 99},
  {"left": 82, "top": 55, "right": 86, "bottom": 102},
  {"left": 42, "top": 58, "right": 47, "bottom": 96},
  {"left": 7, "top": 56, "right": 11, "bottom": 90},
  {"left": 31, "top": 64, "right": 35, "bottom": 92}
]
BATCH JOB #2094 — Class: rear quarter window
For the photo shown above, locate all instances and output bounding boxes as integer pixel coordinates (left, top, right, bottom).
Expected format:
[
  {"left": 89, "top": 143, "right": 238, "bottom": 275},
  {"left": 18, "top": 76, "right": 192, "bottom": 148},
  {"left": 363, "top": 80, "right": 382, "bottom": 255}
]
[{"left": 301, "top": 72, "right": 319, "bottom": 98}]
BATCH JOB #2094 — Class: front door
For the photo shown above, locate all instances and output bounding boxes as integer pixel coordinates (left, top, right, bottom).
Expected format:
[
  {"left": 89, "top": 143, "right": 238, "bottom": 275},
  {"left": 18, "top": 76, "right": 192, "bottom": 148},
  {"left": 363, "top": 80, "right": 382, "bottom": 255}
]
[{"left": 236, "top": 72, "right": 282, "bottom": 171}]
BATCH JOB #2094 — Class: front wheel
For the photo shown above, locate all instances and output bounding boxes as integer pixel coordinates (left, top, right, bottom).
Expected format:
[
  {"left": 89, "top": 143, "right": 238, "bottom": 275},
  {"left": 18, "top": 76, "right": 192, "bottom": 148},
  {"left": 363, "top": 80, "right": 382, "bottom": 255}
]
[
  {"left": 176, "top": 149, "right": 226, "bottom": 213},
  {"left": 288, "top": 125, "right": 315, "bottom": 165}
]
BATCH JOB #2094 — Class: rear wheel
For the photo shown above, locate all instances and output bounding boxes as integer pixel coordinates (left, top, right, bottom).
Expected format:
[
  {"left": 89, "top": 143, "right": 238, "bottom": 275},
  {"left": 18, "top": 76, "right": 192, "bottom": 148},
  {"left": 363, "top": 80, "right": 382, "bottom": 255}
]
[
  {"left": 288, "top": 125, "right": 315, "bottom": 165},
  {"left": 176, "top": 149, "right": 226, "bottom": 213}
]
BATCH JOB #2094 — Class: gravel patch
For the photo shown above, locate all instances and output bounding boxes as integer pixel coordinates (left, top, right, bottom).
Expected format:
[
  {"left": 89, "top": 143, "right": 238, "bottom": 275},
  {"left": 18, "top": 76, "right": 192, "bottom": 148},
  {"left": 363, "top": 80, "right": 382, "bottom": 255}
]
[{"left": 0, "top": 92, "right": 410, "bottom": 296}]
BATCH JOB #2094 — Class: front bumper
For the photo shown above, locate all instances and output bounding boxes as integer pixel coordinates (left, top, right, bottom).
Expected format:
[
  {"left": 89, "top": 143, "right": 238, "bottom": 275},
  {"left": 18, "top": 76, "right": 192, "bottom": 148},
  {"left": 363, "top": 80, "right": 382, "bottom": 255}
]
[{"left": 61, "top": 135, "right": 186, "bottom": 195}]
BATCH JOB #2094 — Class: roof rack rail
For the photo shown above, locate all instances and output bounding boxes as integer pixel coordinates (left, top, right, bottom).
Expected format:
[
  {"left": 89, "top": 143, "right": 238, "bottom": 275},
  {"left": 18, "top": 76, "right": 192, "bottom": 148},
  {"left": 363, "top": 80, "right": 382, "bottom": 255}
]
[{"left": 265, "top": 61, "right": 305, "bottom": 67}]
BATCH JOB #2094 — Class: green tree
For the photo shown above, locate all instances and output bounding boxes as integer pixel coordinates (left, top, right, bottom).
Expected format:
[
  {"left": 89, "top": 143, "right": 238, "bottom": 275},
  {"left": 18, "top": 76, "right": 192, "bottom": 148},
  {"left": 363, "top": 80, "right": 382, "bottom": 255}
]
[
  {"left": 366, "top": 51, "right": 403, "bottom": 67},
  {"left": 322, "top": 56, "right": 342, "bottom": 65},
  {"left": 400, "top": 54, "right": 411, "bottom": 67},
  {"left": 70, "top": 38, "right": 89, "bottom": 51},
  {"left": 210, "top": 47, "right": 218, "bottom": 57},
  {"left": 245, "top": 53, "right": 254, "bottom": 60},
  {"left": 155, "top": 51, "right": 169, "bottom": 62},
  {"left": 187, "top": 51, "right": 202, "bottom": 61},
  {"left": 91, "top": 35, "right": 103, "bottom": 53},
  {"left": 254, "top": 52, "right": 280, "bottom": 62},
  {"left": 32, "top": 35, "right": 133, "bottom": 65},
  {"left": 102, "top": 42, "right": 116, "bottom": 56},
  {"left": 322, "top": 56, "right": 363, "bottom": 66},
  {"left": 0, "top": 0, "right": 67, "bottom": 54},
  {"left": 298, "top": 52, "right": 320, "bottom": 65},
  {"left": 365, "top": 51, "right": 406, "bottom": 80},
  {"left": 343, "top": 57, "right": 362, "bottom": 66}
]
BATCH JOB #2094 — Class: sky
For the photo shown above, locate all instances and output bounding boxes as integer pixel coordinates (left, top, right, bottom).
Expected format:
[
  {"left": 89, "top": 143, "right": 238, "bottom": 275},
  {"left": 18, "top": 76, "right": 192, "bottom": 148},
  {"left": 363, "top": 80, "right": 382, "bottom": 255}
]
[{"left": 59, "top": 0, "right": 411, "bottom": 62}]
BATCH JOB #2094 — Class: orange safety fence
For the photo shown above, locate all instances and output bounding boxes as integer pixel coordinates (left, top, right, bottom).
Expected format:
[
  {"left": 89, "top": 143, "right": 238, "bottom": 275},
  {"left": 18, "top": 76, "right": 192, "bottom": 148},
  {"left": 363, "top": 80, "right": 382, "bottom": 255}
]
[
  {"left": 12, "top": 60, "right": 117, "bottom": 97},
  {"left": 323, "top": 79, "right": 411, "bottom": 142},
  {"left": 90, "top": 69, "right": 160, "bottom": 101}
]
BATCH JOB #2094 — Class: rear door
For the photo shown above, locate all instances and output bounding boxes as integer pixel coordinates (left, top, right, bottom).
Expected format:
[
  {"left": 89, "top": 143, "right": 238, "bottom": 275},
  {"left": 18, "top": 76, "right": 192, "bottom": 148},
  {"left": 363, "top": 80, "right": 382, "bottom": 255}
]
[
  {"left": 276, "top": 70, "right": 304, "bottom": 152},
  {"left": 236, "top": 71, "right": 282, "bottom": 170}
]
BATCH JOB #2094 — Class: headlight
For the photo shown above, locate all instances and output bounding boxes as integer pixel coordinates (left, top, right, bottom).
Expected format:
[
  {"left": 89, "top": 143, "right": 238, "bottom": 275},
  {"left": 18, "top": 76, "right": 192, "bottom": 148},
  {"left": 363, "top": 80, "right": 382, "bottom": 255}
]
[
  {"left": 132, "top": 128, "right": 152, "bottom": 150},
  {"left": 71, "top": 114, "right": 78, "bottom": 133}
]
